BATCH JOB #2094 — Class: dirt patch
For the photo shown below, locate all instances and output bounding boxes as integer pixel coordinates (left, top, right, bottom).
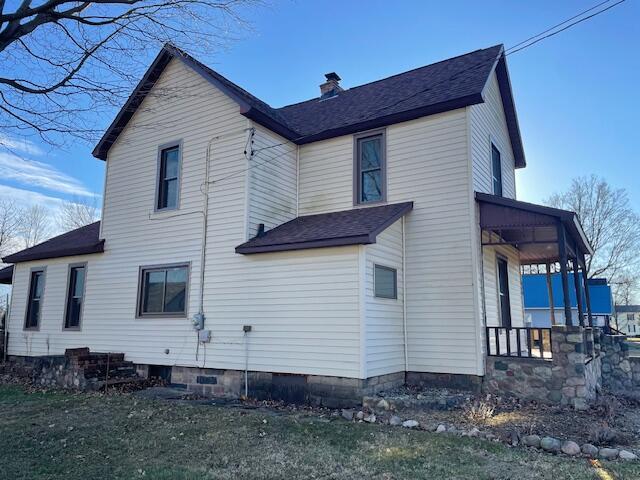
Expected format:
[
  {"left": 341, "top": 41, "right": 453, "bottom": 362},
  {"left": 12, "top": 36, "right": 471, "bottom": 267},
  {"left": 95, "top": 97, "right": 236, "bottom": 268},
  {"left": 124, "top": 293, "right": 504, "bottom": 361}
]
[{"left": 367, "top": 388, "right": 640, "bottom": 448}]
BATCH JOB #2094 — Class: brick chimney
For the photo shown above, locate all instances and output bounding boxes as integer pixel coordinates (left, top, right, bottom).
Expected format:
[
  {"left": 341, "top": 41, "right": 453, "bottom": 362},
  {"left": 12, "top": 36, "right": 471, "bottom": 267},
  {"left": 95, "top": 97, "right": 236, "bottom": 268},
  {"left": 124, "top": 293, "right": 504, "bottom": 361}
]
[{"left": 320, "top": 72, "right": 343, "bottom": 99}]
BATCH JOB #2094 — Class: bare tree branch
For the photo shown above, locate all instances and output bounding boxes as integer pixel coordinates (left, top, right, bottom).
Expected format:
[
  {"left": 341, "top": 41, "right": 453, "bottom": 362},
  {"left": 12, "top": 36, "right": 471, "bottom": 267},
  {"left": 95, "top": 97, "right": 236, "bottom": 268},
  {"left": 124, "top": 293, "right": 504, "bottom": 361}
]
[
  {"left": 57, "top": 196, "right": 99, "bottom": 231},
  {"left": 1, "top": 0, "right": 257, "bottom": 146},
  {"left": 546, "top": 175, "right": 640, "bottom": 304}
]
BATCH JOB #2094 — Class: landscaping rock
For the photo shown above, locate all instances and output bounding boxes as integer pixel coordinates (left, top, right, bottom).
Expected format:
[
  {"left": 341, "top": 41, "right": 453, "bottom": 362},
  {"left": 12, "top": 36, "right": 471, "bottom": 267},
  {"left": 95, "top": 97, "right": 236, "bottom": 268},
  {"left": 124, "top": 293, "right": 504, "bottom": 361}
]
[
  {"left": 467, "top": 427, "right": 480, "bottom": 437},
  {"left": 435, "top": 424, "right": 446, "bottom": 433},
  {"left": 581, "top": 444, "right": 599, "bottom": 457},
  {"left": 619, "top": 450, "right": 638, "bottom": 461},
  {"left": 389, "top": 415, "right": 402, "bottom": 426},
  {"left": 363, "top": 414, "right": 376, "bottom": 423},
  {"left": 376, "top": 399, "right": 390, "bottom": 411},
  {"left": 341, "top": 409, "right": 354, "bottom": 421},
  {"left": 561, "top": 441, "right": 581, "bottom": 456},
  {"left": 355, "top": 411, "right": 364, "bottom": 420},
  {"left": 540, "top": 437, "right": 561, "bottom": 453},
  {"left": 402, "top": 420, "right": 419, "bottom": 428},
  {"left": 522, "top": 435, "right": 541, "bottom": 448},
  {"left": 598, "top": 448, "right": 619, "bottom": 460}
]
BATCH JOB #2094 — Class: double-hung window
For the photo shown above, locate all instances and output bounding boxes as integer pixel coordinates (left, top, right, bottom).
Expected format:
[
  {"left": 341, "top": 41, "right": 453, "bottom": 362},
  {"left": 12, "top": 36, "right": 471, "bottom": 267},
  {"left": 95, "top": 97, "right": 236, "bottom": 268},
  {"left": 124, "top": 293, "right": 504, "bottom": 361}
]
[
  {"left": 25, "top": 268, "right": 45, "bottom": 330},
  {"left": 157, "top": 143, "right": 181, "bottom": 210},
  {"left": 138, "top": 264, "right": 188, "bottom": 317},
  {"left": 64, "top": 264, "right": 86, "bottom": 329},
  {"left": 491, "top": 143, "right": 503, "bottom": 196},
  {"left": 355, "top": 131, "right": 386, "bottom": 204}
]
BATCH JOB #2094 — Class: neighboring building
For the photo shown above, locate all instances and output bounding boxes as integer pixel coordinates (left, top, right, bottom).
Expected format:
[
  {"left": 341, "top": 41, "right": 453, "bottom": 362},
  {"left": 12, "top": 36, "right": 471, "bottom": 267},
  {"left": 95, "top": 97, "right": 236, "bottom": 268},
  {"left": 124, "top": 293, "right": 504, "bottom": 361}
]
[
  {"left": 614, "top": 305, "right": 640, "bottom": 335},
  {"left": 0, "top": 44, "right": 593, "bottom": 404},
  {"left": 522, "top": 274, "right": 613, "bottom": 328}
]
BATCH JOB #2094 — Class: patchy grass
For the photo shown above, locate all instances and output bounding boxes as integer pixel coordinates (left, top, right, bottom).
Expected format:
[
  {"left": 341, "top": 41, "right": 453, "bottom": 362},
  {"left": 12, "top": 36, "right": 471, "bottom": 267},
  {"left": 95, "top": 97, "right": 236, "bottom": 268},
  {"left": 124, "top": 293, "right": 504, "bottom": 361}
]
[{"left": 0, "top": 386, "right": 639, "bottom": 479}]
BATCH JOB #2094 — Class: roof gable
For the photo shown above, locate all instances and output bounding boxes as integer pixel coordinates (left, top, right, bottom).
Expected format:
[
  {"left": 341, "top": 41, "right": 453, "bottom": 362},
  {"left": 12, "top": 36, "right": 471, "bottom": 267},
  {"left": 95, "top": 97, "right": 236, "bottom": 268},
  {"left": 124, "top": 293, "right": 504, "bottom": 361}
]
[{"left": 93, "top": 44, "right": 525, "bottom": 167}]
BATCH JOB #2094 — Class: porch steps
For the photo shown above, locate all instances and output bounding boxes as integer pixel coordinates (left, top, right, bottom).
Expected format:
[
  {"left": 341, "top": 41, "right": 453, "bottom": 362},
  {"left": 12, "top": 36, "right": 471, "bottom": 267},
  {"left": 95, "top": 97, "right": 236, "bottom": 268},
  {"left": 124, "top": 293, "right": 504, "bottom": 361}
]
[{"left": 64, "top": 348, "right": 140, "bottom": 388}]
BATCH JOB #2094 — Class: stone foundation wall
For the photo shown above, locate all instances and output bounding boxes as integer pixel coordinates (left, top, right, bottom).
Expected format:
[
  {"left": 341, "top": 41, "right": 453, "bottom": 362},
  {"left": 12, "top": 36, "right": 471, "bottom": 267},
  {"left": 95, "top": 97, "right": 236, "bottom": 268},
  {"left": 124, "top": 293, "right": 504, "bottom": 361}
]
[
  {"left": 405, "top": 372, "right": 482, "bottom": 392},
  {"left": 4, "top": 349, "right": 138, "bottom": 390},
  {"left": 483, "top": 326, "right": 601, "bottom": 409},
  {"left": 168, "top": 366, "right": 404, "bottom": 408},
  {"left": 5, "top": 354, "right": 92, "bottom": 389},
  {"left": 601, "top": 334, "right": 640, "bottom": 393}
]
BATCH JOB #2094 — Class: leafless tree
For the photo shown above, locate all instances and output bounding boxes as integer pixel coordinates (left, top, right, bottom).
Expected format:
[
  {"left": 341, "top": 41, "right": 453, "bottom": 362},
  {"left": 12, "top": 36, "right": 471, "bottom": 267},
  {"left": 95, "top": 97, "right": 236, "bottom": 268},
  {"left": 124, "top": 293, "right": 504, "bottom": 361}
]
[
  {"left": 57, "top": 196, "right": 99, "bottom": 231},
  {"left": 0, "top": 199, "right": 21, "bottom": 257},
  {"left": 19, "top": 204, "right": 51, "bottom": 248},
  {"left": 546, "top": 175, "right": 640, "bottom": 303},
  {"left": 0, "top": 0, "right": 256, "bottom": 147},
  {"left": 612, "top": 276, "right": 639, "bottom": 306}
]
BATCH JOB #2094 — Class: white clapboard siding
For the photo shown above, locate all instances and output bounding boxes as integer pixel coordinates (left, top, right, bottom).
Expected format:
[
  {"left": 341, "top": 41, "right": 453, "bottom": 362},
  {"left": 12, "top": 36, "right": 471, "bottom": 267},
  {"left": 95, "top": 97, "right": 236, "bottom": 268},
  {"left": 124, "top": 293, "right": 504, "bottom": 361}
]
[
  {"left": 481, "top": 233, "right": 525, "bottom": 329},
  {"left": 469, "top": 72, "right": 517, "bottom": 198},
  {"left": 298, "top": 109, "right": 482, "bottom": 375},
  {"left": 246, "top": 125, "right": 297, "bottom": 238},
  {"left": 364, "top": 219, "right": 405, "bottom": 377},
  {"left": 7, "top": 58, "right": 363, "bottom": 378}
]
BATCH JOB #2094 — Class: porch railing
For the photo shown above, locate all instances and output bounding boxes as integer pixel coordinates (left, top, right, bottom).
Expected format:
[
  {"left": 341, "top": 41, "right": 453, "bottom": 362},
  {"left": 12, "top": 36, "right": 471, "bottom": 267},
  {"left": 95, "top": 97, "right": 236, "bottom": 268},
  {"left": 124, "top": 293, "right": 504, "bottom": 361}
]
[{"left": 486, "top": 327, "right": 553, "bottom": 359}]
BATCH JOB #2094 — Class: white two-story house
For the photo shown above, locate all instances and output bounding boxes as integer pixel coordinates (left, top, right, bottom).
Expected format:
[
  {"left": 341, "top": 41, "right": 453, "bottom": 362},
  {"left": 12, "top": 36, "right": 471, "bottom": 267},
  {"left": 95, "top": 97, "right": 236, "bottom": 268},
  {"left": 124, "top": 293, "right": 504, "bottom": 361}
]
[{"left": 1, "top": 44, "right": 593, "bottom": 405}]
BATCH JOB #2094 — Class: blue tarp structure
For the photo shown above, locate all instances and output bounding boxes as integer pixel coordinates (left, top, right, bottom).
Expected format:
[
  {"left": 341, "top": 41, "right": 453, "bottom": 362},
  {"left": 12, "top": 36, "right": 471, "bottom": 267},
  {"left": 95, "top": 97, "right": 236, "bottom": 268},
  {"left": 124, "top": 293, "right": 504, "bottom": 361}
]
[{"left": 522, "top": 274, "right": 613, "bottom": 315}]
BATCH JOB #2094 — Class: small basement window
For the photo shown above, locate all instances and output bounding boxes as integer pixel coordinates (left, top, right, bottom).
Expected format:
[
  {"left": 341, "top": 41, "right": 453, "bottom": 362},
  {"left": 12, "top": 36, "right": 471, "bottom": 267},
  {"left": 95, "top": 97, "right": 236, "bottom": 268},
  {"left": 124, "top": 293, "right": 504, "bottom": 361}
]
[
  {"left": 374, "top": 264, "right": 397, "bottom": 299},
  {"left": 138, "top": 264, "right": 188, "bottom": 317}
]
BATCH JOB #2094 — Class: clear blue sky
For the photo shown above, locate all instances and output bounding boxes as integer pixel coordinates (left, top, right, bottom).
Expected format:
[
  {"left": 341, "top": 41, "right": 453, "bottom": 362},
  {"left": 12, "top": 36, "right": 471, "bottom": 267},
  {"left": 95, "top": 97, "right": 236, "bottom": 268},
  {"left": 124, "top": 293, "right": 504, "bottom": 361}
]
[{"left": 2, "top": 0, "right": 638, "bottom": 212}]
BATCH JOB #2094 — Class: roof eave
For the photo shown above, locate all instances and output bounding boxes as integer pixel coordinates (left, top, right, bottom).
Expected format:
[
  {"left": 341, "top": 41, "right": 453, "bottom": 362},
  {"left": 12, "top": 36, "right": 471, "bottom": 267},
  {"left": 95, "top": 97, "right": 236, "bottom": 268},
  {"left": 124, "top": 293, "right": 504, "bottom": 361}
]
[
  {"left": 2, "top": 240, "right": 105, "bottom": 264},
  {"left": 494, "top": 55, "right": 526, "bottom": 168},
  {"left": 235, "top": 234, "right": 373, "bottom": 255},
  {"left": 295, "top": 94, "right": 484, "bottom": 145}
]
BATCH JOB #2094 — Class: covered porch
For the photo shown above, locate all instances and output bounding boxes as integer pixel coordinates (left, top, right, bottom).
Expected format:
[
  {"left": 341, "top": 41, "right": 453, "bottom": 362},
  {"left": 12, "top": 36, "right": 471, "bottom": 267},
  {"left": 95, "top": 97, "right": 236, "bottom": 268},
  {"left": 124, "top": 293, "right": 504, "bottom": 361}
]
[{"left": 476, "top": 192, "right": 594, "bottom": 359}]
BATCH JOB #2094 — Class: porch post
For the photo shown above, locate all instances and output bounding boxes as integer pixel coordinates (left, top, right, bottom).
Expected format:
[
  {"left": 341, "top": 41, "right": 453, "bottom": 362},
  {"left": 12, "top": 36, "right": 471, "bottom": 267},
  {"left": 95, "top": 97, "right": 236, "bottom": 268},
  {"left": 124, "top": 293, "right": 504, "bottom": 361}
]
[
  {"left": 580, "top": 253, "right": 594, "bottom": 327},
  {"left": 545, "top": 262, "right": 556, "bottom": 325},
  {"left": 557, "top": 222, "right": 574, "bottom": 326},
  {"left": 572, "top": 257, "right": 585, "bottom": 326}
]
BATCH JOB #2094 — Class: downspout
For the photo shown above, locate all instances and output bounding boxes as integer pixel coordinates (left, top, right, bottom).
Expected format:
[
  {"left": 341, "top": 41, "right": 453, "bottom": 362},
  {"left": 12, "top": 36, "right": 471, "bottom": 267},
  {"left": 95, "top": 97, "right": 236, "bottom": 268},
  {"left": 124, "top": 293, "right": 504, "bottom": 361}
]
[{"left": 401, "top": 216, "right": 408, "bottom": 372}]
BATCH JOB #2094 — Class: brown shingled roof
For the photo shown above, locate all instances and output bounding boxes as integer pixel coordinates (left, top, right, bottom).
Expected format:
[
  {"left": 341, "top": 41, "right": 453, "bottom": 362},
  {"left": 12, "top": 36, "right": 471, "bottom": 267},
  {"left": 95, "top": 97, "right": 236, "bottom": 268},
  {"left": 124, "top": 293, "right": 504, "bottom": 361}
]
[
  {"left": 93, "top": 44, "right": 525, "bottom": 168},
  {"left": 0, "top": 265, "right": 13, "bottom": 284},
  {"left": 236, "top": 202, "right": 413, "bottom": 254},
  {"left": 3, "top": 222, "right": 104, "bottom": 264}
]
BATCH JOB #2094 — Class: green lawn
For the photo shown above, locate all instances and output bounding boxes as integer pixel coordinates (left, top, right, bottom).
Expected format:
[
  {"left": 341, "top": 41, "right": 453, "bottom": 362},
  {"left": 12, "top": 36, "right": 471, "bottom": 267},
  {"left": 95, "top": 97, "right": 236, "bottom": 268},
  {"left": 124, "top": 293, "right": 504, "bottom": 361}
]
[{"left": 0, "top": 385, "right": 638, "bottom": 479}]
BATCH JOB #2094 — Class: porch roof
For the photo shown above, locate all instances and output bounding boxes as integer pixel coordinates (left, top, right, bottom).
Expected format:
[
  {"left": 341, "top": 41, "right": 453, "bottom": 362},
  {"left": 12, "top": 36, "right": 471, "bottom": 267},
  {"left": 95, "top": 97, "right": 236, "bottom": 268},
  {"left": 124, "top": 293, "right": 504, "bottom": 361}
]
[
  {"left": 236, "top": 202, "right": 413, "bottom": 254},
  {"left": 476, "top": 192, "right": 593, "bottom": 264},
  {"left": 0, "top": 265, "right": 13, "bottom": 284}
]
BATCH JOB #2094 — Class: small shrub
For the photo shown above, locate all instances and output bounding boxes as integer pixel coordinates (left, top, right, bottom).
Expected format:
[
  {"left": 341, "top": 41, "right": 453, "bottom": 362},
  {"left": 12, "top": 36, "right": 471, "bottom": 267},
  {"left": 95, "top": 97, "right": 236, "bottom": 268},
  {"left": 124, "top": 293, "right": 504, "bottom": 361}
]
[
  {"left": 588, "top": 424, "right": 633, "bottom": 446},
  {"left": 463, "top": 399, "right": 495, "bottom": 422}
]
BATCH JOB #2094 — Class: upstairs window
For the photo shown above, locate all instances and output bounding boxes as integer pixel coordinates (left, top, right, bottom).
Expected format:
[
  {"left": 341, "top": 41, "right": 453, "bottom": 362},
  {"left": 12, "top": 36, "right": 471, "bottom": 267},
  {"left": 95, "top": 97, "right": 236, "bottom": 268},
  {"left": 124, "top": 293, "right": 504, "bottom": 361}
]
[
  {"left": 25, "top": 269, "right": 45, "bottom": 330},
  {"left": 138, "top": 264, "right": 188, "bottom": 317},
  {"left": 491, "top": 143, "right": 503, "bottom": 196},
  {"left": 64, "top": 264, "right": 86, "bottom": 329},
  {"left": 157, "top": 143, "right": 181, "bottom": 210},
  {"left": 355, "top": 131, "right": 386, "bottom": 204}
]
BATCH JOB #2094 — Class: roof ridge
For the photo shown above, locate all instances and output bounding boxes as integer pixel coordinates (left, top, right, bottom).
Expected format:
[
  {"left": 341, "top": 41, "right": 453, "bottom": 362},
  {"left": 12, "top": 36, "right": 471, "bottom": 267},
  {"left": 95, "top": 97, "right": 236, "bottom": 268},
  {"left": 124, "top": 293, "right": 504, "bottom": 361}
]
[{"left": 277, "top": 44, "right": 503, "bottom": 111}]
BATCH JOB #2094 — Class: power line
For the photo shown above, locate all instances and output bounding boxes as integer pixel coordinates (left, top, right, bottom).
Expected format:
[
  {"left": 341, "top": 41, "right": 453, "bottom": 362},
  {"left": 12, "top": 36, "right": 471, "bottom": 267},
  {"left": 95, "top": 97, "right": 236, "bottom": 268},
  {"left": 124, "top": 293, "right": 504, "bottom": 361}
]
[
  {"left": 506, "top": 0, "right": 626, "bottom": 56},
  {"left": 207, "top": 0, "right": 627, "bottom": 188},
  {"left": 504, "top": 0, "right": 615, "bottom": 53}
]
